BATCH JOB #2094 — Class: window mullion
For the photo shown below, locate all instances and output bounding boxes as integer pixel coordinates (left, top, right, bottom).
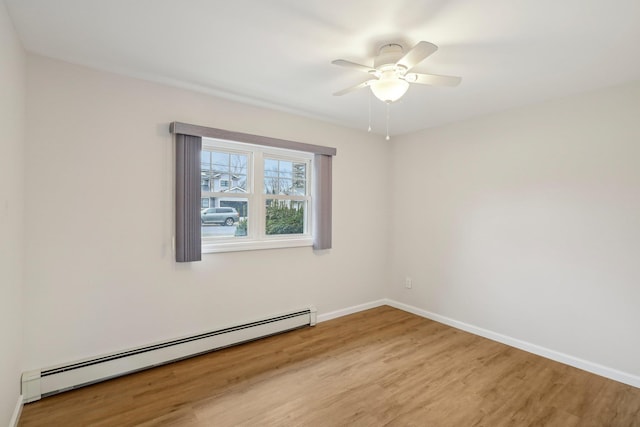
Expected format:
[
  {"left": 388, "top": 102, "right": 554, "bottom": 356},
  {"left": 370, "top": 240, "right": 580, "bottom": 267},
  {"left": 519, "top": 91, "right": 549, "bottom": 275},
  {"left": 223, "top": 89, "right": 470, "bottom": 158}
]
[{"left": 252, "top": 151, "right": 265, "bottom": 239}]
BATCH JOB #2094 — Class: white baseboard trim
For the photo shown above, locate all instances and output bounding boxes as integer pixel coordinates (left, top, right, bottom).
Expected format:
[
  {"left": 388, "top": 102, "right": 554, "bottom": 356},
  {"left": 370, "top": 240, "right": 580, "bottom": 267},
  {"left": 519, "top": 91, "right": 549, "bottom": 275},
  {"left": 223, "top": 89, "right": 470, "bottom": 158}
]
[
  {"left": 385, "top": 299, "right": 640, "bottom": 389},
  {"left": 317, "top": 299, "right": 387, "bottom": 323},
  {"left": 9, "top": 394, "right": 23, "bottom": 427}
]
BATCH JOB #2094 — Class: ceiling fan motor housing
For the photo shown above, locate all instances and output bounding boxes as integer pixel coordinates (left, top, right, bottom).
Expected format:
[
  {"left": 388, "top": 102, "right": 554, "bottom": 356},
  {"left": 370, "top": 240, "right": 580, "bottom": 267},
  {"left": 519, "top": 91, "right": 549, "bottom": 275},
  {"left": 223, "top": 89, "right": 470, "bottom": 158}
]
[{"left": 374, "top": 43, "right": 405, "bottom": 71}]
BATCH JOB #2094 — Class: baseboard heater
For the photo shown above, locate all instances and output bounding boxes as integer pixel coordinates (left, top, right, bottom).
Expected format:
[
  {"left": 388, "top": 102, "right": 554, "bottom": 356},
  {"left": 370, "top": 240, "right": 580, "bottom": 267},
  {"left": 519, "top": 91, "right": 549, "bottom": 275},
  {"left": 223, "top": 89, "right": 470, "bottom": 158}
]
[{"left": 22, "top": 306, "right": 316, "bottom": 403}]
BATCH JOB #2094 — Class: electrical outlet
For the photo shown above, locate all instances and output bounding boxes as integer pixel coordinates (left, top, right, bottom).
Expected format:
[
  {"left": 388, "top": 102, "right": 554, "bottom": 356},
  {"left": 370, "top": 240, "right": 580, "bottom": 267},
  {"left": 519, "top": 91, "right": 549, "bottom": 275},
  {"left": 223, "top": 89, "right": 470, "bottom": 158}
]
[{"left": 405, "top": 277, "right": 412, "bottom": 289}]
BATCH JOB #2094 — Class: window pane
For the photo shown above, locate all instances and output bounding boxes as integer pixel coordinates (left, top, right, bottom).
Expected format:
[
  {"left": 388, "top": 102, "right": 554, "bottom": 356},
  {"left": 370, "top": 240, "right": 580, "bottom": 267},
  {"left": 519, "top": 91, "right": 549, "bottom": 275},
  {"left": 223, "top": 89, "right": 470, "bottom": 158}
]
[
  {"left": 265, "top": 199, "right": 305, "bottom": 235},
  {"left": 278, "top": 178, "right": 292, "bottom": 195},
  {"left": 201, "top": 198, "right": 248, "bottom": 239},
  {"left": 201, "top": 151, "right": 211, "bottom": 170},
  {"left": 212, "top": 151, "right": 229, "bottom": 172},
  {"left": 264, "top": 158, "right": 278, "bottom": 177},
  {"left": 219, "top": 176, "right": 230, "bottom": 190},
  {"left": 292, "top": 180, "right": 305, "bottom": 195},
  {"left": 201, "top": 152, "right": 211, "bottom": 192},
  {"left": 201, "top": 175, "right": 210, "bottom": 192},
  {"left": 293, "top": 162, "right": 306, "bottom": 195},
  {"left": 264, "top": 158, "right": 308, "bottom": 196},
  {"left": 204, "top": 149, "right": 250, "bottom": 193},
  {"left": 230, "top": 153, "right": 247, "bottom": 172},
  {"left": 279, "top": 161, "right": 293, "bottom": 178},
  {"left": 264, "top": 178, "right": 276, "bottom": 194},
  {"left": 230, "top": 173, "right": 247, "bottom": 192}
]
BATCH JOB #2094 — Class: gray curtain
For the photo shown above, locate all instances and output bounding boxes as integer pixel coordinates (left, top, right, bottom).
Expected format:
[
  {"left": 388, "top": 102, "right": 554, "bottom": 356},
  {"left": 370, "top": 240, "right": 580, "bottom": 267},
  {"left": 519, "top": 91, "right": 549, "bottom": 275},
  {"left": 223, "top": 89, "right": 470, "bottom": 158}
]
[
  {"left": 313, "top": 154, "right": 332, "bottom": 250},
  {"left": 175, "top": 134, "right": 202, "bottom": 262}
]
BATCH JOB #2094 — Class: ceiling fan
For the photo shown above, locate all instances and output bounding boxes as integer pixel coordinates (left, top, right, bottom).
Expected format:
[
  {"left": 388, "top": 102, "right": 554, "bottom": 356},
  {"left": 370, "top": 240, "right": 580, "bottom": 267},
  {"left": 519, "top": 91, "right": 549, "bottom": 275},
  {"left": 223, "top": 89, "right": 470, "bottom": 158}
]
[{"left": 332, "top": 41, "right": 461, "bottom": 103}]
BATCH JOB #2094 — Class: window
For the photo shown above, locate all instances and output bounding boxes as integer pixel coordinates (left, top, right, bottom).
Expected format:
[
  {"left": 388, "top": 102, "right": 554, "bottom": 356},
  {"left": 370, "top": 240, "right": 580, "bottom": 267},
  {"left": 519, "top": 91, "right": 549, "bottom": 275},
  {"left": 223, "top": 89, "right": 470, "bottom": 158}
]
[
  {"left": 171, "top": 122, "right": 335, "bottom": 262},
  {"left": 200, "top": 138, "right": 313, "bottom": 253}
]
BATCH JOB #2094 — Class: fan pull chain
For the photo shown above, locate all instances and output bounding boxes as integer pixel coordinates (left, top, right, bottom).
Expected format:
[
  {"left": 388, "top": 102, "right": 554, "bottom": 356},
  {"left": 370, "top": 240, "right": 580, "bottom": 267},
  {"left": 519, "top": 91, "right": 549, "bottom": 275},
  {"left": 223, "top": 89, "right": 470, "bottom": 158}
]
[
  {"left": 385, "top": 102, "right": 390, "bottom": 140},
  {"left": 367, "top": 91, "right": 372, "bottom": 132}
]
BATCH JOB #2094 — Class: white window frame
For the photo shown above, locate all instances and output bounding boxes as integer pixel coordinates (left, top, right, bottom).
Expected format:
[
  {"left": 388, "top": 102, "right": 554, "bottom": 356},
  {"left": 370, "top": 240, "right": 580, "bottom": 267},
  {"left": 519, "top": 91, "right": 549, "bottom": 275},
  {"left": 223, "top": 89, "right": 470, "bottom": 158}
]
[{"left": 201, "top": 137, "right": 313, "bottom": 253}]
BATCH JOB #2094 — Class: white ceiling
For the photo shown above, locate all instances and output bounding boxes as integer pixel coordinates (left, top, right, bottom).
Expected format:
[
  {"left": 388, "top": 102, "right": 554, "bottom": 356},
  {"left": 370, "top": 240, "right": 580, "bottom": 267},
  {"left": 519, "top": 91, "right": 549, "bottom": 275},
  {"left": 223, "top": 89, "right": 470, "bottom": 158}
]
[{"left": 6, "top": 0, "right": 640, "bottom": 136}]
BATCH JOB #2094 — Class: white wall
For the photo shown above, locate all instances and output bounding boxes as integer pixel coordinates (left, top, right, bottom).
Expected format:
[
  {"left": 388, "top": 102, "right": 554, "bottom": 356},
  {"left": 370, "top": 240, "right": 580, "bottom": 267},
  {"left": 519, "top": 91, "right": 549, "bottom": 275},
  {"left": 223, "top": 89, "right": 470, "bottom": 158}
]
[
  {"left": 0, "top": 1, "right": 25, "bottom": 424},
  {"left": 23, "top": 55, "right": 391, "bottom": 370},
  {"left": 390, "top": 81, "right": 640, "bottom": 378}
]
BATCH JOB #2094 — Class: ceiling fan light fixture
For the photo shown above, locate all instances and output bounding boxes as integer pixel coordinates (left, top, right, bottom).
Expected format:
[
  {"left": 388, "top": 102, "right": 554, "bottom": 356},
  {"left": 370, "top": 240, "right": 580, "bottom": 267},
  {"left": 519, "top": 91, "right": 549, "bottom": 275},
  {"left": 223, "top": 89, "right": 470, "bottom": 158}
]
[
  {"left": 370, "top": 76, "right": 409, "bottom": 103},
  {"left": 332, "top": 40, "right": 461, "bottom": 137}
]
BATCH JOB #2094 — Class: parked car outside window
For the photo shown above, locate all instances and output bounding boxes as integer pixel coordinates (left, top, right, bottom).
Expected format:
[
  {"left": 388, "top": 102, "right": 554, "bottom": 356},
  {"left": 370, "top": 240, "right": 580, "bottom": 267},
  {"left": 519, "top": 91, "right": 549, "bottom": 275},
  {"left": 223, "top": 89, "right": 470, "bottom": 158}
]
[{"left": 201, "top": 207, "right": 240, "bottom": 226}]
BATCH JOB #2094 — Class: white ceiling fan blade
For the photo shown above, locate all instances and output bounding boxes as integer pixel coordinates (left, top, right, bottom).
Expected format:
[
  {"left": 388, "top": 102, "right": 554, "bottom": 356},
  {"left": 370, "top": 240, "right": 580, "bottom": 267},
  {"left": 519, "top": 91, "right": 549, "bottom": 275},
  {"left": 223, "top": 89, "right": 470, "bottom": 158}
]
[
  {"left": 333, "top": 79, "right": 375, "bottom": 96},
  {"left": 396, "top": 41, "right": 438, "bottom": 71},
  {"left": 331, "top": 59, "right": 376, "bottom": 74},
  {"left": 405, "top": 72, "right": 461, "bottom": 87}
]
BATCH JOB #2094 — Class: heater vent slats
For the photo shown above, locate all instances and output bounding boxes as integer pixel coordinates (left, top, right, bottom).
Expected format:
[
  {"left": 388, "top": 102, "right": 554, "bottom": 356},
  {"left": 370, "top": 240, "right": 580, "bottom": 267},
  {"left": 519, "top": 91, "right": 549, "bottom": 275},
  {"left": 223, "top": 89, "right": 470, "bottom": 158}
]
[
  {"left": 22, "top": 306, "right": 317, "bottom": 402},
  {"left": 41, "top": 310, "right": 311, "bottom": 377}
]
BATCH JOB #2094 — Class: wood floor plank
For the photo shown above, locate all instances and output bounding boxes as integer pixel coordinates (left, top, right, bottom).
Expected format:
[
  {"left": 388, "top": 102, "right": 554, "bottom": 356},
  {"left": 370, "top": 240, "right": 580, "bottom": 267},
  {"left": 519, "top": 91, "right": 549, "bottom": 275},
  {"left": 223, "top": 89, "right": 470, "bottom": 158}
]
[{"left": 18, "top": 306, "right": 640, "bottom": 426}]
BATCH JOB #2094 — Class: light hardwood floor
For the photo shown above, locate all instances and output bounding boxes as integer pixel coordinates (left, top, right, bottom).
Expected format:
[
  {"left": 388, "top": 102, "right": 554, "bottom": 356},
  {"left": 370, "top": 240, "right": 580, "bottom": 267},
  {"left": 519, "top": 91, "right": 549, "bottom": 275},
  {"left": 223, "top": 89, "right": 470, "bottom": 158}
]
[{"left": 19, "top": 306, "right": 640, "bottom": 426}]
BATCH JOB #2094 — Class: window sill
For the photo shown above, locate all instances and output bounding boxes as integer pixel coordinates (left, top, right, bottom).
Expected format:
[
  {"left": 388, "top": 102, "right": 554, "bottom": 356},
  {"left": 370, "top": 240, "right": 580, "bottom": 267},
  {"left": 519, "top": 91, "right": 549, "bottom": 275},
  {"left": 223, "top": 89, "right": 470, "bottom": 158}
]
[{"left": 202, "top": 237, "right": 313, "bottom": 254}]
